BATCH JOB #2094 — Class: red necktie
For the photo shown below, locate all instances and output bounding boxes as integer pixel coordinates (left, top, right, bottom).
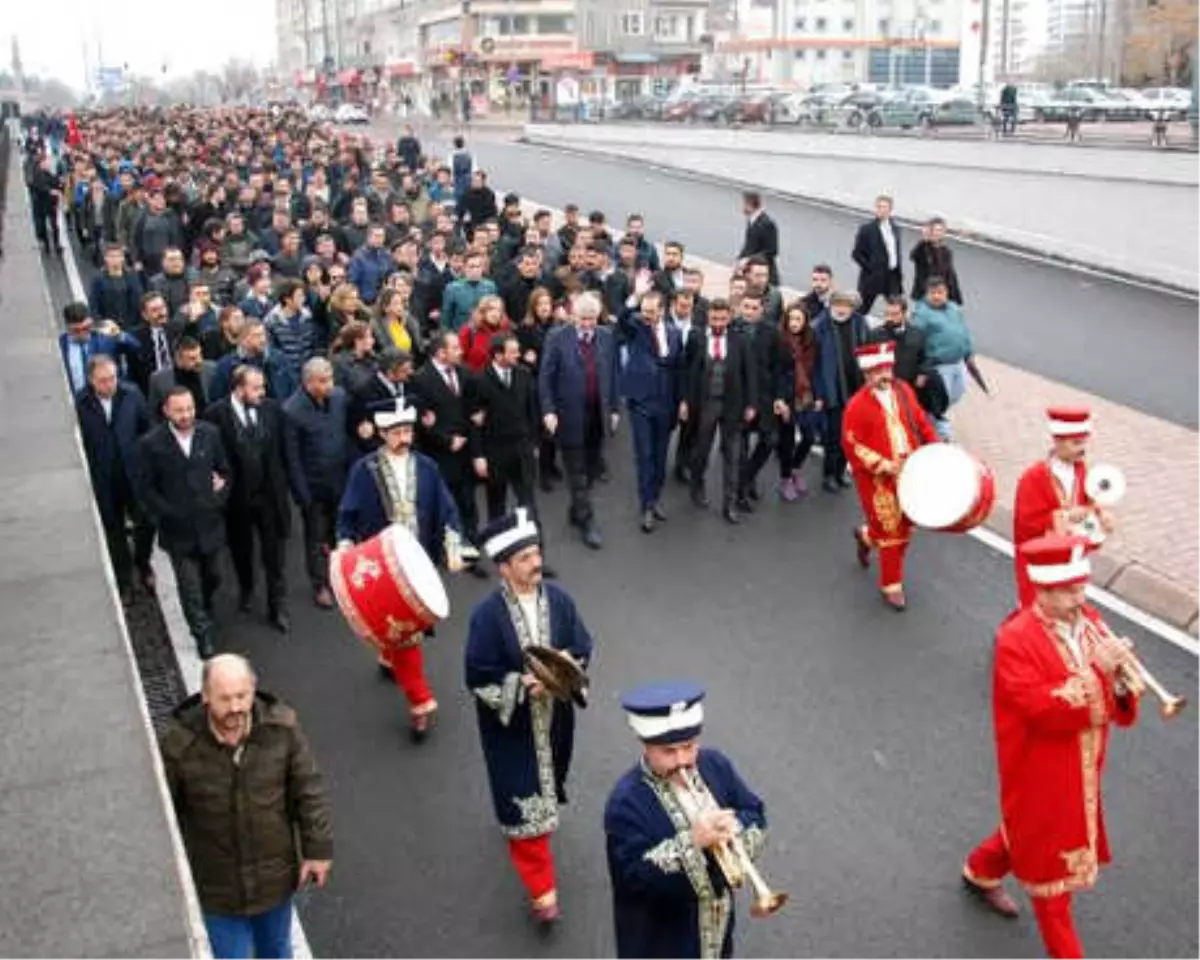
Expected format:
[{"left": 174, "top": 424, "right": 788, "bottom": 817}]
[{"left": 713, "top": 334, "right": 724, "bottom": 361}]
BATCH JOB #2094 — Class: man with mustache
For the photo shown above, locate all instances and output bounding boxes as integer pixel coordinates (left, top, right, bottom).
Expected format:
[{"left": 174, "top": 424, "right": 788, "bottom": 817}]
[
  {"left": 464, "top": 510, "right": 594, "bottom": 926},
  {"left": 841, "top": 341, "right": 939, "bottom": 611}
]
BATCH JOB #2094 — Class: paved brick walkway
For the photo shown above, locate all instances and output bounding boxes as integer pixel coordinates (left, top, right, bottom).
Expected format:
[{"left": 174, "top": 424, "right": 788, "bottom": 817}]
[
  {"left": 518, "top": 196, "right": 1199, "bottom": 628},
  {"left": 522, "top": 130, "right": 1200, "bottom": 292}
]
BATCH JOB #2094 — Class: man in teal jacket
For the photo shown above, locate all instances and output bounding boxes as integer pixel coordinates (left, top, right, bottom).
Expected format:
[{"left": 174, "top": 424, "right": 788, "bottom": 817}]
[
  {"left": 440, "top": 250, "right": 498, "bottom": 332},
  {"left": 910, "top": 275, "right": 973, "bottom": 440}
]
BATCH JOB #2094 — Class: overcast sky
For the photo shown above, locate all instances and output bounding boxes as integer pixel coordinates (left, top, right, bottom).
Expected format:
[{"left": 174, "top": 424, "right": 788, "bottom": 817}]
[{"left": 3, "top": 0, "right": 276, "bottom": 89}]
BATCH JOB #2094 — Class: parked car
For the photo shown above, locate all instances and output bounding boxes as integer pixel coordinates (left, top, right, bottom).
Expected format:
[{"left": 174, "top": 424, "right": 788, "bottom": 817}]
[
  {"left": 663, "top": 94, "right": 704, "bottom": 122},
  {"left": 923, "top": 97, "right": 982, "bottom": 128},
  {"left": 1140, "top": 86, "right": 1191, "bottom": 120},
  {"left": 334, "top": 102, "right": 370, "bottom": 124},
  {"left": 775, "top": 92, "right": 819, "bottom": 125}
]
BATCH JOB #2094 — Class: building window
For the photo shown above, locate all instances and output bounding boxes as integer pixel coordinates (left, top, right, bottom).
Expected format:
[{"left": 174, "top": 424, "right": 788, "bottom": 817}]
[
  {"left": 815, "top": 48, "right": 827, "bottom": 59},
  {"left": 794, "top": 16, "right": 807, "bottom": 30},
  {"left": 620, "top": 11, "right": 644, "bottom": 35},
  {"left": 794, "top": 49, "right": 807, "bottom": 59},
  {"left": 843, "top": 17, "right": 855, "bottom": 30},
  {"left": 538, "top": 14, "right": 574, "bottom": 34},
  {"left": 929, "top": 19, "right": 942, "bottom": 33},
  {"left": 655, "top": 15, "right": 680, "bottom": 38},
  {"left": 815, "top": 17, "right": 827, "bottom": 31},
  {"left": 878, "top": 17, "right": 889, "bottom": 33},
  {"left": 842, "top": 50, "right": 854, "bottom": 60}
]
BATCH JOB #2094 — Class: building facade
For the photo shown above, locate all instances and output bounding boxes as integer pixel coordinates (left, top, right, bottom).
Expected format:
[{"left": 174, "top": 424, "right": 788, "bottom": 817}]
[{"left": 710, "top": 0, "right": 977, "bottom": 88}]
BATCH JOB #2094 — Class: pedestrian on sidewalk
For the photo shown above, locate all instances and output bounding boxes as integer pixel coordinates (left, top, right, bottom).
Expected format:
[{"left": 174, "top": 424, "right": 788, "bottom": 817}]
[
  {"left": 737, "top": 190, "right": 780, "bottom": 286},
  {"left": 852, "top": 195, "right": 903, "bottom": 315},
  {"left": 161, "top": 654, "right": 333, "bottom": 960},
  {"left": 910, "top": 217, "right": 964, "bottom": 304},
  {"left": 909, "top": 276, "right": 973, "bottom": 441}
]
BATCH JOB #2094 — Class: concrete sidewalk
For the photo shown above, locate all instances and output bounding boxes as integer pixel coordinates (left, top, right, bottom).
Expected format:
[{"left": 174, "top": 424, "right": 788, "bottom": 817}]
[
  {"left": 516, "top": 194, "right": 1199, "bottom": 633},
  {"left": 523, "top": 125, "right": 1200, "bottom": 293}
]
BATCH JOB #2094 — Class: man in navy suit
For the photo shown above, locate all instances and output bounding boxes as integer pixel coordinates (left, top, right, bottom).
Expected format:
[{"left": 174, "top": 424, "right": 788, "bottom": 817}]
[
  {"left": 617, "top": 278, "right": 683, "bottom": 533},
  {"left": 75, "top": 354, "right": 155, "bottom": 602},
  {"left": 539, "top": 292, "right": 620, "bottom": 549},
  {"left": 58, "top": 301, "right": 140, "bottom": 398}
]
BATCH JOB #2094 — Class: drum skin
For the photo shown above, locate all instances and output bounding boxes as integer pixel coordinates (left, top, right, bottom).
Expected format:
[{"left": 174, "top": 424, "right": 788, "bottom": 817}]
[
  {"left": 898, "top": 445, "right": 996, "bottom": 533},
  {"left": 330, "top": 525, "right": 448, "bottom": 651}
]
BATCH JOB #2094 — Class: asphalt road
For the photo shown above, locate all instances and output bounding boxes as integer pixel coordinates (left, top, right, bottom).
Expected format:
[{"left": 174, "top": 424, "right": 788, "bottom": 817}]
[
  {"left": 50, "top": 183, "right": 1198, "bottom": 958},
  {"left": 404, "top": 129, "right": 1198, "bottom": 428}
]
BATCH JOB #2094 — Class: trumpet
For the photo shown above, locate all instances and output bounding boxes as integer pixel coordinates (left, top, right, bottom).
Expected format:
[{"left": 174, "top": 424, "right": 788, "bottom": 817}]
[
  {"left": 1089, "top": 621, "right": 1187, "bottom": 720},
  {"left": 677, "top": 767, "right": 789, "bottom": 918}
]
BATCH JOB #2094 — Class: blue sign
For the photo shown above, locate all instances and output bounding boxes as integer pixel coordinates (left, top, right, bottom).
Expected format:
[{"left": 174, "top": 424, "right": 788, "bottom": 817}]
[{"left": 96, "top": 67, "right": 124, "bottom": 91}]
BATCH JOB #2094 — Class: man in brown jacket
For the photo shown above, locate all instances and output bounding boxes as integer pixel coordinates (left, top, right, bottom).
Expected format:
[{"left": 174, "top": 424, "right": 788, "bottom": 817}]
[{"left": 161, "top": 654, "right": 333, "bottom": 959}]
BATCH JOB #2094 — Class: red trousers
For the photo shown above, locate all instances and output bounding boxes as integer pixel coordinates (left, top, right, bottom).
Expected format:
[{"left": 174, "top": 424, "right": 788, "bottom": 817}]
[
  {"left": 508, "top": 835, "right": 556, "bottom": 902},
  {"left": 852, "top": 474, "right": 912, "bottom": 591},
  {"left": 966, "top": 828, "right": 1084, "bottom": 959},
  {"left": 382, "top": 635, "right": 434, "bottom": 711}
]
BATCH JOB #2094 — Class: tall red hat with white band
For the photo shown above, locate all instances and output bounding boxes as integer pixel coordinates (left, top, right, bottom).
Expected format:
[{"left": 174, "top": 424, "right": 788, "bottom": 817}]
[
  {"left": 1021, "top": 533, "right": 1092, "bottom": 588},
  {"left": 1046, "top": 406, "right": 1092, "bottom": 439},
  {"left": 855, "top": 342, "right": 895, "bottom": 371}
]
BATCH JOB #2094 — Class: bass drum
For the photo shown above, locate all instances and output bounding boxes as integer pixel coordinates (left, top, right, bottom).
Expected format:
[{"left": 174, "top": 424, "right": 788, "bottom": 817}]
[
  {"left": 897, "top": 444, "right": 996, "bottom": 533},
  {"left": 330, "top": 523, "right": 450, "bottom": 651}
]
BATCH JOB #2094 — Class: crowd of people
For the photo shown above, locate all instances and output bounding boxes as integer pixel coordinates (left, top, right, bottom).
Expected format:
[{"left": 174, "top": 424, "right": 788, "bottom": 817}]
[{"left": 22, "top": 104, "right": 1148, "bottom": 960}]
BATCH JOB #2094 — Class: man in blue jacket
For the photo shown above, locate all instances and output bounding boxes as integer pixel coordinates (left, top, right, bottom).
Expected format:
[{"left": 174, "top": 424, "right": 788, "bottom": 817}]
[
  {"left": 58, "top": 301, "right": 140, "bottom": 397},
  {"left": 909, "top": 275, "right": 973, "bottom": 440},
  {"left": 539, "top": 292, "right": 620, "bottom": 549},
  {"left": 76, "top": 354, "right": 155, "bottom": 602},
  {"left": 617, "top": 280, "right": 682, "bottom": 533},
  {"left": 347, "top": 224, "right": 393, "bottom": 305}
]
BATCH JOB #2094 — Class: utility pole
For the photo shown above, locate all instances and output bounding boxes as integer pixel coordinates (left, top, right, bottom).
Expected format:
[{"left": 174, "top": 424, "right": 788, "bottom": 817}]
[
  {"left": 1096, "top": 0, "right": 1108, "bottom": 80},
  {"left": 977, "top": 0, "right": 990, "bottom": 109},
  {"left": 999, "top": 0, "right": 1011, "bottom": 76}
]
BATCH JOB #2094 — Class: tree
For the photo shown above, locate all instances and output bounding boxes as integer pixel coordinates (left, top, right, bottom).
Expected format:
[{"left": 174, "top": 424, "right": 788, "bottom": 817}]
[
  {"left": 1123, "top": 0, "right": 1197, "bottom": 84},
  {"left": 219, "top": 59, "right": 260, "bottom": 103}
]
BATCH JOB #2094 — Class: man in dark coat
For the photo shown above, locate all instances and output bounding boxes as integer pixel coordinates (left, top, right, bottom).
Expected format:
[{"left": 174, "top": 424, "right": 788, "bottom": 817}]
[
  {"left": 282, "top": 357, "right": 354, "bottom": 609},
  {"left": 811, "top": 291, "right": 871, "bottom": 492},
  {"left": 681, "top": 299, "right": 757, "bottom": 524},
  {"left": 147, "top": 337, "right": 216, "bottom": 421},
  {"left": 348, "top": 347, "right": 418, "bottom": 454},
  {"left": 735, "top": 291, "right": 787, "bottom": 512},
  {"left": 852, "top": 194, "right": 904, "bottom": 315},
  {"left": 538, "top": 292, "right": 620, "bottom": 549},
  {"left": 870, "top": 296, "right": 948, "bottom": 418},
  {"left": 75, "top": 354, "right": 155, "bottom": 600},
  {"left": 204, "top": 366, "right": 292, "bottom": 633},
  {"left": 909, "top": 217, "right": 964, "bottom": 304},
  {"left": 737, "top": 191, "right": 780, "bottom": 286},
  {"left": 88, "top": 243, "right": 145, "bottom": 328},
  {"left": 137, "top": 385, "right": 231, "bottom": 659}
]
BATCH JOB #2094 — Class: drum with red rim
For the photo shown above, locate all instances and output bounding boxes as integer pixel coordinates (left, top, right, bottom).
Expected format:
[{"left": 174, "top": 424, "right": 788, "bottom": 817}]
[
  {"left": 330, "top": 524, "right": 450, "bottom": 651},
  {"left": 897, "top": 444, "right": 996, "bottom": 533}
]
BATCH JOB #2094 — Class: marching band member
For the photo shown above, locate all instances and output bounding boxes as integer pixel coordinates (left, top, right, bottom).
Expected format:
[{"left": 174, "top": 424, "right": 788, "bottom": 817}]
[
  {"left": 1012, "top": 407, "right": 1113, "bottom": 607},
  {"left": 335, "top": 399, "right": 468, "bottom": 739},
  {"left": 963, "top": 534, "right": 1141, "bottom": 958},
  {"left": 841, "top": 341, "right": 939, "bottom": 611},
  {"left": 604, "top": 682, "right": 769, "bottom": 959},
  {"left": 464, "top": 510, "right": 594, "bottom": 926}
]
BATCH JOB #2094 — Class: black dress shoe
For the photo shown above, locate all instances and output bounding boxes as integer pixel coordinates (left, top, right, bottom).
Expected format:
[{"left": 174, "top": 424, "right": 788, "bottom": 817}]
[
  {"left": 651, "top": 503, "right": 667, "bottom": 522},
  {"left": 735, "top": 497, "right": 755, "bottom": 514},
  {"left": 674, "top": 465, "right": 690, "bottom": 485},
  {"left": 837, "top": 473, "right": 852, "bottom": 489},
  {"left": 746, "top": 485, "right": 760, "bottom": 502},
  {"left": 547, "top": 463, "right": 564, "bottom": 481},
  {"left": 237, "top": 592, "right": 253, "bottom": 614},
  {"left": 540, "top": 475, "right": 554, "bottom": 492},
  {"left": 640, "top": 510, "right": 655, "bottom": 533},
  {"left": 597, "top": 470, "right": 610, "bottom": 484},
  {"left": 822, "top": 477, "right": 840, "bottom": 494},
  {"left": 196, "top": 631, "right": 216, "bottom": 660},
  {"left": 270, "top": 611, "right": 291, "bottom": 634},
  {"left": 582, "top": 525, "right": 603, "bottom": 550},
  {"left": 722, "top": 506, "right": 742, "bottom": 525},
  {"left": 690, "top": 490, "right": 710, "bottom": 509}
]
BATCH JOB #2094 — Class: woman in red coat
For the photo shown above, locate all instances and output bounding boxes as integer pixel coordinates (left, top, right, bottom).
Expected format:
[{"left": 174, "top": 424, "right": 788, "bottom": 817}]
[
  {"left": 841, "top": 341, "right": 939, "bottom": 610},
  {"left": 458, "top": 294, "right": 511, "bottom": 372},
  {"left": 964, "top": 534, "right": 1140, "bottom": 958}
]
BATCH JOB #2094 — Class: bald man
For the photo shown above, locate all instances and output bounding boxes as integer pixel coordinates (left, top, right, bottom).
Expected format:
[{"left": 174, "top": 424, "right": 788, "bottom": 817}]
[{"left": 161, "top": 655, "right": 334, "bottom": 959}]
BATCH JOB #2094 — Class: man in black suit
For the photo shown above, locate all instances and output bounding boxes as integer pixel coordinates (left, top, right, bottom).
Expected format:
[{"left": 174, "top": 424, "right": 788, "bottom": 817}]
[
  {"left": 76, "top": 354, "right": 155, "bottom": 602},
  {"left": 801, "top": 264, "right": 834, "bottom": 323},
  {"left": 651, "top": 241, "right": 687, "bottom": 298},
  {"left": 736, "top": 291, "right": 787, "bottom": 511},
  {"left": 680, "top": 299, "right": 758, "bottom": 524},
  {"left": 349, "top": 347, "right": 418, "bottom": 454},
  {"left": 137, "top": 385, "right": 231, "bottom": 659},
  {"left": 129, "top": 290, "right": 181, "bottom": 395},
  {"left": 204, "top": 365, "right": 292, "bottom": 633},
  {"left": 147, "top": 336, "right": 216, "bottom": 421},
  {"left": 604, "top": 237, "right": 639, "bottom": 317},
  {"left": 667, "top": 288, "right": 707, "bottom": 483},
  {"left": 870, "top": 296, "right": 947, "bottom": 418},
  {"left": 412, "top": 331, "right": 486, "bottom": 575},
  {"left": 738, "top": 191, "right": 780, "bottom": 287},
  {"left": 852, "top": 194, "right": 903, "bottom": 315},
  {"left": 472, "top": 333, "right": 540, "bottom": 523}
]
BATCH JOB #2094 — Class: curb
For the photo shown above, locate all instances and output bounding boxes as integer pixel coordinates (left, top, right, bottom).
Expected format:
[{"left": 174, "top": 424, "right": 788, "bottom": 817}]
[{"left": 519, "top": 134, "right": 1200, "bottom": 299}]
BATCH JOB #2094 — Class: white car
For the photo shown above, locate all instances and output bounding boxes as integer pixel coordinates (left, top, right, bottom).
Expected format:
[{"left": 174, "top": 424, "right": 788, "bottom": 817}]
[
  {"left": 334, "top": 102, "right": 370, "bottom": 125},
  {"left": 1140, "top": 87, "right": 1191, "bottom": 119}
]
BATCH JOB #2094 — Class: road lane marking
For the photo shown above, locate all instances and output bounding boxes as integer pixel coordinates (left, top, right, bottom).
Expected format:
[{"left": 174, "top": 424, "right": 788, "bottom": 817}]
[{"left": 59, "top": 222, "right": 316, "bottom": 959}]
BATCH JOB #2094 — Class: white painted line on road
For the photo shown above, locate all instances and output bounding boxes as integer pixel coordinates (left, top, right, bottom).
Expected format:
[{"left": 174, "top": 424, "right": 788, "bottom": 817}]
[{"left": 59, "top": 224, "right": 316, "bottom": 960}]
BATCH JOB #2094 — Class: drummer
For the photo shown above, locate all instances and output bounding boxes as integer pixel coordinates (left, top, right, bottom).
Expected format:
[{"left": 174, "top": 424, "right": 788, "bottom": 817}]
[
  {"left": 463, "top": 509, "right": 594, "bottom": 927},
  {"left": 336, "top": 399, "right": 469, "bottom": 740},
  {"left": 842, "top": 342, "right": 940, "bottom": 611},
  {"left": 1012, "top": 406, "right": 1113, "bottom": 607}
]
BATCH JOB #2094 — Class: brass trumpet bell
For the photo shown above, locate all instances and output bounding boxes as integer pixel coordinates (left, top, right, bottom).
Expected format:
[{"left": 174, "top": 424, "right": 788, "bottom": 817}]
[
  {"left": 524, "top": 646, "right": 588, "bottom": 705},
  {"left": 750, "top": 889, "right": 790, "bottom": 918}
]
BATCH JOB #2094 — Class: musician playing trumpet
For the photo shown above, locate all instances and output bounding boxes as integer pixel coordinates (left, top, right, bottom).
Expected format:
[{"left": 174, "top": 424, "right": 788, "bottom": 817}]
[
  {"left": 964, "top": 534, "right": 1140, "bottom": 959},
  {"left": 842, "top": 341, "right": 940, "bottom": 611},
  {"left": 1013, "top": 406, "right": 1115, "bottom": 607},
  {"left": 604, "top": 682, "right": 770, "bottom": 959},
  {"left": 464, "top": 510, "right": 593, "bottom": 927}
]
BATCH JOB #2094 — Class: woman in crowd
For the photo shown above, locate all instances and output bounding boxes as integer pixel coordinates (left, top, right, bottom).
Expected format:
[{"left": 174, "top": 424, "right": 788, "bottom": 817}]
[
  {"left": 777, "top": 301, "right": 820, "bottom": 501},
  {"left": 375, "top": 283, "right": 424, "bottom": 364},
  {"left": 329, "top": 320, "right": 378, "bottom": 395},
  {"left": 458, "top": 294, "right": 511, "bottom": 372}
]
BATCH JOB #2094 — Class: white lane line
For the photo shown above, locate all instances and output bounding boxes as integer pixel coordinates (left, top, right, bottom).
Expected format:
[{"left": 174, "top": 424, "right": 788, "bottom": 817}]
[
  {"left": 59, "top": 222, "right": 315, "bottom": 959},
  {"left": 479, "top": 185, "right": 1199, "bottom": 657}
]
